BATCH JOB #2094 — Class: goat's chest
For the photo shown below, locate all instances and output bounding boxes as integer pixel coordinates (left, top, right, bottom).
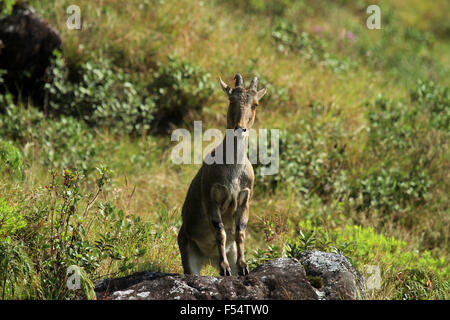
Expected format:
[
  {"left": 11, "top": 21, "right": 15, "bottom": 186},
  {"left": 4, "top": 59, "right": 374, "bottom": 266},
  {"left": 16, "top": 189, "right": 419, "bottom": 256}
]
[{"left": 221, "top": 183, "right": 243, "bottom": 231}]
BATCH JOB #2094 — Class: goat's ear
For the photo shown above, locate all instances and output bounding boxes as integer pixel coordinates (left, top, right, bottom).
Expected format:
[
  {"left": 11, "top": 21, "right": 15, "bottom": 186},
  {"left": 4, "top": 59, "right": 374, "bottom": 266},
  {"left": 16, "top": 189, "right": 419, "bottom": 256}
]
[
  {"left": 219, "top": 77, "right": 232, "bottom": 97},
  {"left": 256, "top": 87, "right": 267, "bottom": 100}
]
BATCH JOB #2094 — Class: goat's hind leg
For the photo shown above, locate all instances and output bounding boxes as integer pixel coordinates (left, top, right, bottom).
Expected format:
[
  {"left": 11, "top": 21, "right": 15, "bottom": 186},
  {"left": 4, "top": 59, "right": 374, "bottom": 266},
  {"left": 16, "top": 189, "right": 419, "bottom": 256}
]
[
  {"left": 210, "top": 184, "right": 233, "bottom": 276},
  {"left": 178, "top": 227, "right": 204, "bottom": 275},
  {"left": 235, "top": 188, "right": 251, "bottom": 276}
]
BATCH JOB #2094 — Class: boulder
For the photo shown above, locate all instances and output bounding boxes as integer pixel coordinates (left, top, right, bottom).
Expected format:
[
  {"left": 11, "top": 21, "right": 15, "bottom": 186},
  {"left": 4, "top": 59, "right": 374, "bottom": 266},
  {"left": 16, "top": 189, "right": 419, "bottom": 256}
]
[
  {"left": 95, "top": 254, "right": 368, "bottom": 300},
  {"left": 0, "top": 3, "right": 62, "bottom": 102},
  {"left": 297, "top": 251, "right": 367, "bottom": 300}
]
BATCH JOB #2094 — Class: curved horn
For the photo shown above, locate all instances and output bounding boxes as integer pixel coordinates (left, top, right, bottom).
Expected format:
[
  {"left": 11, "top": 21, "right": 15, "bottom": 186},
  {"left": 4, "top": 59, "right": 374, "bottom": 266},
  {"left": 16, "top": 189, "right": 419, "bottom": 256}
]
[
  {"left": 219, "top": 77, "right": 231, "bottom": 96},
  {"left": 234, "top": 73, "right": 243, "bottom": 87},
  {"left": 249, "top": 76, "right": 258, "bottom": 91}
]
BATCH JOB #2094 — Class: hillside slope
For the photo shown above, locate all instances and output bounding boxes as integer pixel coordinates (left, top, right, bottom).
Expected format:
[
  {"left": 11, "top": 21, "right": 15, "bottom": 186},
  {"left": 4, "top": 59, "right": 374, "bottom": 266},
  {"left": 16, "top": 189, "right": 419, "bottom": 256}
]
[{"left": 0, "top": 0, "right": 448, "bottom": 299}]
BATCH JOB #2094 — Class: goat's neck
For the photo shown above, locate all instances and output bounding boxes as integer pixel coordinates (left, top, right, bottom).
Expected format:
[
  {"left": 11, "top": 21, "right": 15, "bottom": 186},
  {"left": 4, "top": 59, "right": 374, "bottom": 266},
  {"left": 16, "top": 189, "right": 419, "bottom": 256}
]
[{"left": 221, "top": 133, "right": 249, "bottom": 167}]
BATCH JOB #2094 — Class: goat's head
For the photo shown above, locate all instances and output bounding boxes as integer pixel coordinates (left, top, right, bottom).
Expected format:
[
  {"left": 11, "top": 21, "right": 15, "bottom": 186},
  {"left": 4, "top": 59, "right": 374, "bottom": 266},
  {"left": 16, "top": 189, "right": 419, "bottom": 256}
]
[{"left": 219, "top": 74, "right": 267, "bottom": 133}]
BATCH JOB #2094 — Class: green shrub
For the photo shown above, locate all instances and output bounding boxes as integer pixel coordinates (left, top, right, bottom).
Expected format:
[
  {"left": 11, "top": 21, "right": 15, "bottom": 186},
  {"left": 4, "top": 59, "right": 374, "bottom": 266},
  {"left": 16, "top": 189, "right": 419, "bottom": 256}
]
[
  {"left": 362, "top": 82, "right": 447, "bottom": 213},
  {"left": 44, "top": 51, "right": 155, "bottom": 134},
  {"left": 366, "top": 95, "right": 419, "bottom": 152},
  {"left": 256, "top": 115, "right": 346, "bottom": 198},
  {"left": 0, "top": 199, "right": 26, "bottom": 238},
  {"left": 354, "top": 166, "right": 431, "bottom": 213},
  {"left": 8, "top": 167, "right": 155, "bottom": 299},
  {"left": 366, "top": 82, "right": 449, "bottom": 153},
  {"left": 320, "top": 223, "right": 445, "bottom": 272},
  {"left": 248, "top": 244, "right": 283, "bottom": 269},
  {"left": 93, "top": 201, "right": 152, "bottom": 274},
  {"left": 44, "top": 52, "right": 215, "bottom": 134},
  {"left": 1, "top": 166, "right": 158, "bottom": 299},
  {"left": 39, "top": 116, "right": 99, "bottom": 173},
  {"left": 272, "top": 19, "right": 325, "bottom": 61},
  {"left": 0, "top": 141, "right": 23, "bottom": 179},
  {"left": 0, "top": 238, "right": 35, "bottom": 299},
  {"left": 411, "top": 80, "right": 449, "bottom": 131},
  {"left": 0, "top": 199, "right": 35, "bottom": 299},
  {"left": 0, "top": 102, "right": 44, "bottom": 143},
  {"left": 0, "top": 0, "right": 15, "bottom": 17},
  {"left": 148, "top": 55, "right": 215, "bottom": 132},
  {"left": 390, "top": 268, "right": 449, "bottom": 300},
  {"left": 271, "top": 19, "right": 354, "bottom": 72},
  {"left": 0, "top": 103, "right": 100, "bottom": 173}
]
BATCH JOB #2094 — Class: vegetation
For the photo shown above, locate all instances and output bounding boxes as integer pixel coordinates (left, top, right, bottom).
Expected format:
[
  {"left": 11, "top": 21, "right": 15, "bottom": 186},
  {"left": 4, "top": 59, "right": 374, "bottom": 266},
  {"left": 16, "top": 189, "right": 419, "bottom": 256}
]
[{"left": 0, "top": 0, "right": 448, "bottom": 299}]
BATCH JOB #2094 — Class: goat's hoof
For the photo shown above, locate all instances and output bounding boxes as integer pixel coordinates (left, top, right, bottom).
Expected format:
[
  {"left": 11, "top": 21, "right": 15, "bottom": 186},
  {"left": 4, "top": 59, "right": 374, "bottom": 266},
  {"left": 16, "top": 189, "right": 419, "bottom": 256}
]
[
  {"left": 238, "top": 266, "right": 249, "bottom": 276},
  {"left": 220, "top": 266, "right": 232, "bottom": 276}
]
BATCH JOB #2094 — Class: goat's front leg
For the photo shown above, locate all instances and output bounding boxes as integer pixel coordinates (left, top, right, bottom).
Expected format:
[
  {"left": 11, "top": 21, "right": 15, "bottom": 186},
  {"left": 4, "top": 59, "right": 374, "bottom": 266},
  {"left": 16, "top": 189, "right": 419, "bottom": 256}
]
[
  {"left": 235, "top": 188, "right": 250, "bottom": 276},
  {"left": 210, "top": 205, "right": 231, "bottom": 276}
]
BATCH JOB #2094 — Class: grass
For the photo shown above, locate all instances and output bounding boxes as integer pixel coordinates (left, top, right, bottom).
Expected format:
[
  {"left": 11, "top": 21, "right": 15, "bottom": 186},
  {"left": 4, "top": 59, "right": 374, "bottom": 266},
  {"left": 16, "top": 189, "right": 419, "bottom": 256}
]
[{"left": 0, "top": 0, "right": 448, "bottom": 299}]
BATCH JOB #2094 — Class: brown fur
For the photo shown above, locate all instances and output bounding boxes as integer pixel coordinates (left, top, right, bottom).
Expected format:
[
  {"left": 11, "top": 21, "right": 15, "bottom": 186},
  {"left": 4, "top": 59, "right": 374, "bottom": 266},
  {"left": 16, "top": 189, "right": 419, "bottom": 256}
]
[{"left": 177, "top": 74, "right": 267, "bottom": 276}]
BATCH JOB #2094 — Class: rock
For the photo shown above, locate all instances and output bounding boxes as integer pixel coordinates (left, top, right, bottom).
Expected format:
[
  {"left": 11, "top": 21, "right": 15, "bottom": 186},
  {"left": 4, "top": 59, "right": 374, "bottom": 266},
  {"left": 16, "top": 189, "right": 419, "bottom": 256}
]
[
  {"left": 95, "top": 254, "right": 367, "bottom": 300},
  {"left": 95, "top": 258, "right": 318, "bottom": 300},
  {"left": 0, "top": 3, "right": 62, "bottom": 103},
  {"left": 297, "top": 251, "right": 367, "bottom": 300}
]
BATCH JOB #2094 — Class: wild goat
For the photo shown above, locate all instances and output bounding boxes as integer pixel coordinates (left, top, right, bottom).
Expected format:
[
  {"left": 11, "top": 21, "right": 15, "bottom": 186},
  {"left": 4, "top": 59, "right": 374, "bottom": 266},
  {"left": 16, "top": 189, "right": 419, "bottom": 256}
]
[{"left": 177, "top": 74, "right": 267, "bottom": 276}]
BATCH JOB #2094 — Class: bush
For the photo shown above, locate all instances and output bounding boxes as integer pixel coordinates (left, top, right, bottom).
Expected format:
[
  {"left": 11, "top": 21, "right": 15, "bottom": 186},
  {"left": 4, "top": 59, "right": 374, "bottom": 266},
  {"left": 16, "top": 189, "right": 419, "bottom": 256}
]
[
  {"left": 248, "top": 244, "right": 282, "bottom": 269},
  {"left": 271, "top": 19, "right": 354, "bottom": 72},
  {"left": 411, "top": 80, "right": 449, "bottom": 131},
  {"left": 366, "top": 95, "right": 419, "bottom": 152},
  {"left": 390, "top": 268, "right": 449, "bottom": 300},
  {"left": 0, "top": 239, "right": 35, "bottom": 299},
  {"left": 366, "top": 81, "right": 449, "bottom": 155},
  {"left": 0, "top": 141, "right": 23, "bottom": 179},
  {"left": 272, "top": 19, "right": 324, "bottom": 57},
  {"left": 352, "top": 166, "right": 431, "bottom": 213},
  {"left": 0, "top": 198, "right": 26, "bottom": 238},
  {"left": 44, "top": 51, "right": 156, "bottom": 135},
  {"left": 39, "top": 116, "right": 99, "bottom": 173},
  {"left": 0, "top": 102, "right": 100, "bottom": 173},
  {"left": 44, "top": 52, "right": 215, "bottom": 134},
  {"left": 361, "top": 82, "right": 448, "bottom": 213},
  {"left": 0, "top": 199, "right": 34, "bottom": 299},
  {"left": 0, "top": 0, "right": 15, "bottom": 17},
  {"left": 148, "top": 55, "right": 215, "bottom": 132},
  {"left": 0, "top": 98, "right": 45, "bottom": 144},
  {"left": 256, "top": 114, "right": 346, "bottom": 198},
  {"left": 4, "top": 167, "right": 155, "bottom": 299}
]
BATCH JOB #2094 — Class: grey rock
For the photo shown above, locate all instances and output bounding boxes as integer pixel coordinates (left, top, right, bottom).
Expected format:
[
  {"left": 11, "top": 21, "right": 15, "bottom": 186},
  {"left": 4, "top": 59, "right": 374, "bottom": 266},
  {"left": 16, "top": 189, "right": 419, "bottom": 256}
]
[
  {"left": 96, "top": 258, "right": 319, "bottom": 300},
  {"left": 96, "top": 254, "right": 367, "bottom": 300},
  {"left": 297, "top": 251, "right": 367, "bottom": 300}
]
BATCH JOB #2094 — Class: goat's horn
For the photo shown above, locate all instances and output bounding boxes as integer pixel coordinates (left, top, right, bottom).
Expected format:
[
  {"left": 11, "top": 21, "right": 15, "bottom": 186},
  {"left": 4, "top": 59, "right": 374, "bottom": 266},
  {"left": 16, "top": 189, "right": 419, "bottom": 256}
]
[
  {"left": 234, "top": 73, "right": 243, "bottom": 87},
  {"left": 249, "top": 76, "right": 258, "bottom": 91}
]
